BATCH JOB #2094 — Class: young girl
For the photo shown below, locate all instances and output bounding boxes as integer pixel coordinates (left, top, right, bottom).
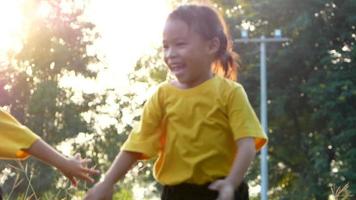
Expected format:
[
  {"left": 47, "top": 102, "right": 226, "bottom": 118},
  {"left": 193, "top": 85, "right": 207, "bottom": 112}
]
[
  {"left": 85, "top": 4, "right": 267, "bottom": 200},
  {"left": 0, "top": 108, "right": 99, "bottom": 189}
]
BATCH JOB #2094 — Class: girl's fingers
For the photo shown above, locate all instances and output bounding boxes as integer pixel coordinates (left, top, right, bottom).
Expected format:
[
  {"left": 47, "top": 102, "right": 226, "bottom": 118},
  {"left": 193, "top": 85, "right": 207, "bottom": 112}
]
[
  {"left": 208, "top": 180, "right": 222, "bottom": 190},
  {"left": 82, "top": 167, "right": 100, "bottom": 175},
  {"left": 80, "top": 158, "right": 92, "bottom": 165},
  {"left": 68, "top": 176, "right": 77, "bottom": 187},
  {"left": 80, "top": 173, "right": 95, "bottom": 183},
  {"left": 219, "top": 193, "right": 233, "bottom": 200},
  {"left": 217, "top": 185, "right": 234, "bottom": 200},
  {"left": 74, "top": 153, "right": 81, "bottom": 160},
  {"left": 80, "top": 159, "right": 99, "bottom": 173}
]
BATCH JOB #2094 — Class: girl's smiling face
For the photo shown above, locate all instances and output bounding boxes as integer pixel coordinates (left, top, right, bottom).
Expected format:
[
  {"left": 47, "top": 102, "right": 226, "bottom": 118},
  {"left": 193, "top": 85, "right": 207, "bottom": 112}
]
[{"left": 163, "top": 18, "right": 217, "bottom": 89}]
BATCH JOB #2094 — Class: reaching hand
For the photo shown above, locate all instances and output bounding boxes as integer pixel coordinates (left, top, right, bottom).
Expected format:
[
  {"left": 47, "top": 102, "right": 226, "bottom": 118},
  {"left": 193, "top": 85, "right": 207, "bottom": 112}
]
[
  {"left": 84, "top": 181, "right": 114, "bottom": 200},
  {"left": 59, "top": 153, "right": 100, "bottom": 187},
  {"left": 208, "top": 179, "right": 235, "bottom": 200}
]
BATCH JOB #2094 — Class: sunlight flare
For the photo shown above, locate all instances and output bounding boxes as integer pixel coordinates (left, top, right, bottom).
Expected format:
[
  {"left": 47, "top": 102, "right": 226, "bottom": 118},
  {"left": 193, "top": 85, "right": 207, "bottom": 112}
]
[
  {"left": 0, "top": 1, "right": 24, "bottom": 59},
  {"left": 84, "top": 0, "right": 170, "bottom": 90}
]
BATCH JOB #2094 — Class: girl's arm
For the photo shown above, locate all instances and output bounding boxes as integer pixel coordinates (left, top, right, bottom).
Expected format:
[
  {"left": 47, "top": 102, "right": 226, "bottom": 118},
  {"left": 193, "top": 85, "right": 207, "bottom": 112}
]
[
  {"left": 26, "top": 139, "right": 99, "bottom": 186},
  {"left": 84, "top": 151, "right": 140, "bottom": 200},
  {"left": 226, "top": 137, "right": 256, "bottom": 187},
  {"left": 209, "top": 137, "right": 256, "bottom": 200}
]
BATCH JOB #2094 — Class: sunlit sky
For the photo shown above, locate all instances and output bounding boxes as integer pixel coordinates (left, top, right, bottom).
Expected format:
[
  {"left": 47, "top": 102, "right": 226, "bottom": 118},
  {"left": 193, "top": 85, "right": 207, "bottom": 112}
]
[
  {"left": 0, "top": 1, "right": 23, "bottom": 61},
  {"left": 85, "top": 0, "right": 170, "bottom": 91},
  {"left": 0, "top": 0, "right": 170, "bottom": 92}
]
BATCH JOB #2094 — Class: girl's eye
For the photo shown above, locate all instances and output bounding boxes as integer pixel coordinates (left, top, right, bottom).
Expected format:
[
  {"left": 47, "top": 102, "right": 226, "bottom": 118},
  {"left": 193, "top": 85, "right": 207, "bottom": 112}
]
[{"left": 176, "top": 42, "right": 186, "bottom": 46}]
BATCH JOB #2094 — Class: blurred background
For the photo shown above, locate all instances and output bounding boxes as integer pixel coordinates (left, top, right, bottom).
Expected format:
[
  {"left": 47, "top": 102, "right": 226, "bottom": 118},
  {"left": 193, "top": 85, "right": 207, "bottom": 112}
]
[{"left": 0, "top": 0, "right": 355, "bottom": 199}]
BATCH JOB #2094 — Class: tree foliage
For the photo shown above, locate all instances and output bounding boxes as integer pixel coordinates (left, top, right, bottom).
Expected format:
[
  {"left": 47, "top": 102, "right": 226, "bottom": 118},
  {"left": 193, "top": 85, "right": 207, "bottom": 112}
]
[
  {"left": 0, "top": 0, "right": 103, "bottom": 197},
  {"left": 209, "top": 0, "right": 356, "bottom": 199}
]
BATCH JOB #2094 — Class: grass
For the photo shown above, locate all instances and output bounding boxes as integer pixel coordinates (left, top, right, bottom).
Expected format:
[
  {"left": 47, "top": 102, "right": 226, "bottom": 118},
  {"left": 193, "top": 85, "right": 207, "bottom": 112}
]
[
  {"left": 1, "top": 161, "right": 135, "bottom": 200},
  {"left": 2, "top": 163, "right": 353, "bottom": 200},
  {"left": 6, "top": 161, "right": 38, "bottom": 200},
  {"left": 330, "top": 183, "right": 352, "bottom": 200}
]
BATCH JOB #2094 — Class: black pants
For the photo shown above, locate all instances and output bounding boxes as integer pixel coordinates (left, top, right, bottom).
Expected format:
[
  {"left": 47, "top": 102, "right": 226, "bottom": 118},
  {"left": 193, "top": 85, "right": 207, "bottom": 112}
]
[
  {"left": 0, "top": 186, "right": 3, "bottom": 200},
  {"left": 161, "top": 181, "right": 249, "bottom": 200}
]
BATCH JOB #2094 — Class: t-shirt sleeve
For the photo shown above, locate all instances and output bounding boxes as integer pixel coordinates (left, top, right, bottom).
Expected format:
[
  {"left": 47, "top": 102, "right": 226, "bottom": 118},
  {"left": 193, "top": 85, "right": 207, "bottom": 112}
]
[
  {"left": 0, "top": 109, "right": 40, "bottom": 160},
  {"left": 227, "top": 85, "right": 268, "bottom": 151},
  {"left": 121, "top": 88, "right": 163, "bottom": 159}
]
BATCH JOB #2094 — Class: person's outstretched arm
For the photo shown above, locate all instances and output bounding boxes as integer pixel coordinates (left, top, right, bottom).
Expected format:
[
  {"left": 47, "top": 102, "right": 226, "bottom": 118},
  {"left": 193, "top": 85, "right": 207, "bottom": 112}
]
[
  {"left": 84, "top": 151, "right": 140, "bottom": 200},
  {"left": 209, "top": 137, "right": 256, "bottom": 200},
  {"left": 26, "top": 139, "right": 100, "bottom": 186}
]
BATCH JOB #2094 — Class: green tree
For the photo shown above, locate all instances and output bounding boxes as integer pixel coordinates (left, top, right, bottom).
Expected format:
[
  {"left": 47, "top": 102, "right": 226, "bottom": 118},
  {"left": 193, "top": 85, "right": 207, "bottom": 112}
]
[
  {"left": 210, "top": 0, "right": 356, "bottom": 199},
  {"left": 0, "top": 0, "right": 103, "bottom": 197}
]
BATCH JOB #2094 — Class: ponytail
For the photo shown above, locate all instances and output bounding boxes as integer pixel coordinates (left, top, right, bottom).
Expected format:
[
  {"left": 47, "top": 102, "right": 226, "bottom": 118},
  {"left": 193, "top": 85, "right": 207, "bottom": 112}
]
[
  {"left": 212, "top": 23, "right": 239, "bottom": 81},
  {"left": 212, "top": 51, "right": 239, "bottom": 81}
]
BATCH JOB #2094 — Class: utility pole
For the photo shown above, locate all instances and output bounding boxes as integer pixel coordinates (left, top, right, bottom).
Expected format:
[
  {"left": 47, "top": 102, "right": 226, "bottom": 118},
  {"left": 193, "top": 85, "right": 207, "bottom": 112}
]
[{"left": 234, "top": 30, "right": 289, "bottom": 200}]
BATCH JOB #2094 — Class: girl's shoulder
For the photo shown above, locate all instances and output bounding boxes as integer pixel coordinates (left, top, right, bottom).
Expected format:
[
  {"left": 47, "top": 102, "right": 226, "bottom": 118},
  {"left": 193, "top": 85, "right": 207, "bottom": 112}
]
[
  {"left": 214, "top": 75, "right": 244, "bottom": 91},
  {"left": 158, "top": 80, "right": 173, "bottom": 89},
  {"left": 154, "top": 81, "right": 172, "bottom": 94},
  {"left": 212, "top": 76, "right": 250, "bottom": 103},
  {"left": 145, "top": 81, "right": 172, "bottom": 101}
]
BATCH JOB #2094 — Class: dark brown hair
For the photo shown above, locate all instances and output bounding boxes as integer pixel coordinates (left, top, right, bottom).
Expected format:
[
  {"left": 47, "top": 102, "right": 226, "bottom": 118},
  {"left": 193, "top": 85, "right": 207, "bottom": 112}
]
[{"left": 168, "top": 4, "right": 239, "bottom": 80}]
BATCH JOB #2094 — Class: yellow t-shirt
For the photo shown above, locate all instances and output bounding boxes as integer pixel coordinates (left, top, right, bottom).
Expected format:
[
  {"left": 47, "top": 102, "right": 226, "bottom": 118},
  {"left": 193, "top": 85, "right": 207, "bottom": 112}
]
[
  {"left": 0, "top": 108, "right": 39, "bottom": 160},
  {"left": 122, "top": 75, "right": 267, "bottom": 185}
]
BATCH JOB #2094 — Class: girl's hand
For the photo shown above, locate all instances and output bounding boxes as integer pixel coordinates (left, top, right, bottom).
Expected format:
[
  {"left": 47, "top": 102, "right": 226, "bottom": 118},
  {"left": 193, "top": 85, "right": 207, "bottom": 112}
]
[
  {"left": 26, "top": 140, "right": 100, "bottom": 187},
  {"left": 84, "top": 181, "right": 114, "bottom": 200},
  {"left": 209, "top": 179, "right": 235, "bottom": 200},
  {"left": 59, "top": 153, "right": 100, "bottom": 187}
]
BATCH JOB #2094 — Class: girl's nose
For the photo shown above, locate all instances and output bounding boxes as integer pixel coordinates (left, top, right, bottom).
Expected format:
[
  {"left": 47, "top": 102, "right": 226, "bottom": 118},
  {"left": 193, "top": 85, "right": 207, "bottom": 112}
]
[{"left": 165, "top": 47, "right": 177, "bottom": 59}]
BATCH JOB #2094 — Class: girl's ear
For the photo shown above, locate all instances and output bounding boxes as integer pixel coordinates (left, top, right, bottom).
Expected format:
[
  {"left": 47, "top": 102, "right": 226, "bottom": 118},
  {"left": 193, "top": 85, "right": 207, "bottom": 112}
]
[{"left": 208, "top": 37, "right": 220, "bottom": 55}]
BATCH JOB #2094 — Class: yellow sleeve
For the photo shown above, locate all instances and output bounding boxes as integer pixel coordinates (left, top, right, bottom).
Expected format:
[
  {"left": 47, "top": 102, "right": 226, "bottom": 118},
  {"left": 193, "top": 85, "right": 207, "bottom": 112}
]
[
  {"left": 0, "top": 108, "right": 40, "bottom": 160},
  {"left": 227, "top": 85, "right": 268, "bottom": 151},
  {"left": 121, "top": 87, "right": 164, "bottom": 159}
]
